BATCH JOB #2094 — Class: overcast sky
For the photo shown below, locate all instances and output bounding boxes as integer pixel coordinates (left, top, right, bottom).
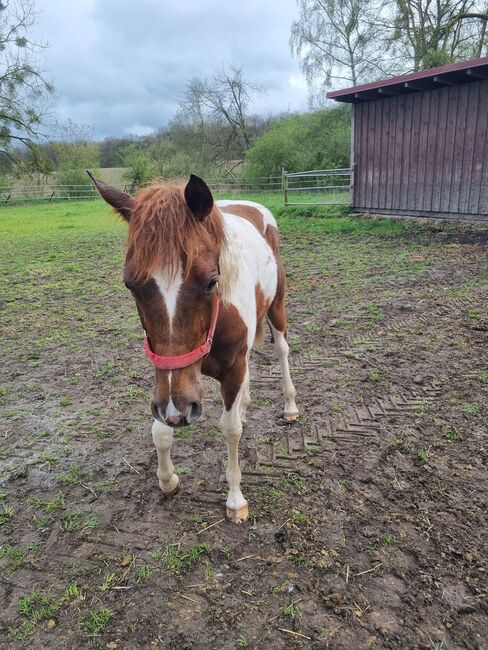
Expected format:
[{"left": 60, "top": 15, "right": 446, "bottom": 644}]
[{"left": 33, "top": 0, "right": 310, "bottom": 140}]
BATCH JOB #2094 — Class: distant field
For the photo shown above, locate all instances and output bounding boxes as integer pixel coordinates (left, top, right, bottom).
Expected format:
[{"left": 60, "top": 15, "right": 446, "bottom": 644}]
[{"left": 1, "top": 199, "right": 487, "bottom": 648}]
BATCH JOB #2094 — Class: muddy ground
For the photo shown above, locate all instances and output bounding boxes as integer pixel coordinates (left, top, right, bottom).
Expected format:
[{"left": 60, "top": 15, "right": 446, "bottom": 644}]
[{"left": 1, "top": 208, "right": 487, "bottom": 649}]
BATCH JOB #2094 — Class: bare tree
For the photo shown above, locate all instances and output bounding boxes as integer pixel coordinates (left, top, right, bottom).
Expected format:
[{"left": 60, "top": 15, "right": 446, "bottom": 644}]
[
  {"left": 0, "top": 0, "right": 54, "bottom": 165},
  {"left": 290, "top": 0, "right": 488, "bottom": 97},
  {"left": 391, "top": 0, "right": 488, "bottom": 70},
  {"left": 177, "top": 65, "right": 263, "bottom": 167},
  {"left": 290, "top": 0, "right": 391, "bottom": 95}
]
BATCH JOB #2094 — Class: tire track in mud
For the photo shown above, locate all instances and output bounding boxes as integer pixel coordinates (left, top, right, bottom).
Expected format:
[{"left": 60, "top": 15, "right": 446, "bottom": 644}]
[{"left": 236, "top": 290, "right": 485, "bottom": 486}]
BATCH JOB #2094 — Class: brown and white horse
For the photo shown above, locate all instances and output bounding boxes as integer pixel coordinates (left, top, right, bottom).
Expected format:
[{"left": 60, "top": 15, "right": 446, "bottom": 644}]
[{"left": 89, "top": 173, "right": 298, "bottom": 523}]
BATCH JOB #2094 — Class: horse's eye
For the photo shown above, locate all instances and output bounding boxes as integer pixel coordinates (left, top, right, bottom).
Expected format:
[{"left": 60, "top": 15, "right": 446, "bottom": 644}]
[{"left": 206, "top": 279, "right": 217, "bottom": 294}]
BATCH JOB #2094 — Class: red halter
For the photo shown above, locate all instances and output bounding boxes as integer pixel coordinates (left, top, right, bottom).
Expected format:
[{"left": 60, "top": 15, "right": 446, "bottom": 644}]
[{"left": 143, "top": 290, "right": 220, "bottom": 371}]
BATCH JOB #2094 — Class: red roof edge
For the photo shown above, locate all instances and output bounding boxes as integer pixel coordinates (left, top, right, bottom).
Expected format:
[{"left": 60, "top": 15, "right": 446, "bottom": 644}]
[{"left": 326, "top": 56, "right": 488, "bottom": 100}]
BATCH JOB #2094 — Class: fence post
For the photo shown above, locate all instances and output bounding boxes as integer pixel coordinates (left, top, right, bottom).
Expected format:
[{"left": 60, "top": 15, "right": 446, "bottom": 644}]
[{"left": 282, "top": 168, "right": 288, "bottom": 206}]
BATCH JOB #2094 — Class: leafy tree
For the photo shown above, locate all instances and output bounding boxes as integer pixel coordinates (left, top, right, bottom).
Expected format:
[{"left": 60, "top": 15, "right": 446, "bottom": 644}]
[
  {"left": 121, "top": 142, "right": 156, "bottom": 188},
  {"left": 99, "top": 135, "right": 136, "bottom": 167},
  {"left": 121, "top": 136, "right": 195, "bottom": 187},
  {"left": 0, "top": 0, "right": 54, "bottom": 166},
  {"left": 245, "top": 105, "right": 351, "bottom": 178},
  {"left": 52, "top": 120, "right": 100, "bottom": 196}
]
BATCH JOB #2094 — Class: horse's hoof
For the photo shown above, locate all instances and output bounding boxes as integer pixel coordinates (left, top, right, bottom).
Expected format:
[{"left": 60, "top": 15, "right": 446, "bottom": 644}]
[
  {"left": 226, "top": 505, "right": 249, "bottom": 524},
  {"left": 284, "top": 411, "right": 299, "bottom": 422},
  {"left": 159, "top": 474, "right": 180, "bottom": 497}
]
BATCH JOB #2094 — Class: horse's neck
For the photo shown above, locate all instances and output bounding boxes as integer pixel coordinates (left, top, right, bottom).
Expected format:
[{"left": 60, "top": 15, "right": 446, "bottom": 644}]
[
  {"left": 218, "top": 215, "right": 242, "bottom": 302},
  {"left": 218, "top": 212, "right": 277, "bottom": 305}
]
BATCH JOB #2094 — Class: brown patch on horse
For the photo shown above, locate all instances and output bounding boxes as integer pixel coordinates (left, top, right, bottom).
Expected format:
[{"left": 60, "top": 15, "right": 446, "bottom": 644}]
[
  {"left": 219, "top": 204, "right": 265, "bottom": 234},
  {"left": 202, "top": 302, "right": 248, "bottom": 409},
  {"left": 263, "top": 226, "right": 288, "bottom": 338},
  {"left": 219, "top": 349, "right": 249, "bottom": 411},
  {"left": 126, "top": 183, "right": 226, "bottom": 283},
  {"left": 263, "top": 224, "right": 280, "bottom": 257},
  {"left": 254, "top": 284, "right": 271, "bottom": 349}
]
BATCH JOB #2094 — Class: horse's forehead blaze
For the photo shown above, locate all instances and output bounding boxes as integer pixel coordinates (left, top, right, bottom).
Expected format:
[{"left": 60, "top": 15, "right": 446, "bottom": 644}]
[{"left": 151, "top": 266, "right": 184, "bottom": 325}]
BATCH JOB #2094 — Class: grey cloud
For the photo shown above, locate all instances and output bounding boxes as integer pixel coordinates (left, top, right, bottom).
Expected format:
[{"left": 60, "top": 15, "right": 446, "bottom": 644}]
[{"left": 34, "top": 0, "right": 308, "bottom": 139}]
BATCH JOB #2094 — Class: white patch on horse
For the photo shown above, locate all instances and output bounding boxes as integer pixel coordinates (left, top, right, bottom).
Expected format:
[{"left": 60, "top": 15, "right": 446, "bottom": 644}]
[
  {"left": 166, "top": 397, "right": 181, "bottom": 420},
  {"left": 216, "top": 199, "right": 277, "bottom": 233},
  {"left": 218, "top": 212, "right": 277, "bottom": 349},
  {"left": 152, "top": 267, "right": 183, "bottom": 331}
]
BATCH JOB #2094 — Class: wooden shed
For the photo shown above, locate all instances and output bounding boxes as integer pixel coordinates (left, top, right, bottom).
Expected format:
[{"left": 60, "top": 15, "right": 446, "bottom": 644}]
[{"left": 327, "top": 56, "right": 488, "bottom": 221}]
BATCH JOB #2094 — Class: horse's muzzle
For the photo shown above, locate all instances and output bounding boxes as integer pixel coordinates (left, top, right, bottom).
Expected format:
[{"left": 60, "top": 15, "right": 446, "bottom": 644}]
[{"left": 151, "top": 399, "right": 202, "bottom": 428}]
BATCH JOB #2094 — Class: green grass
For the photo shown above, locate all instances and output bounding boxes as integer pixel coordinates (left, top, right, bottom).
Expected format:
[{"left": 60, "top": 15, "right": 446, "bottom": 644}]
[
  {"left": 18, "top": 588, "right": 59, "bottom": 622},
  {"left": 29, "top": 491, "right": 66, "bottom": 513},
  {"left": 0, "top": 195, "right": 425, "bottom": 396},
  {"left": 80, "top": 607, "right": 113, "bottom": 633},
  {"left": 0, "top": 200, "right": 123, "bottom": 240},
  {"left": 56, "top": 466, "right": 92, "bottom": 486},
  {"left": 150, "top": 542, "right": 211, "bottom": 577},
  {"left": 0, "top": 545, "right": 26, "bottom": 572},
  {"left": 0, "top": 195, "right": 418, "bottom": 252},
  {"left": 444, "top": 428, "right": 460, "bottom": 441},
  {"left": 0, "top": 504, "right": 14, "bottom": 526},
  {"left": 282, "top": 602, "right": 301, "bottom": 619}
]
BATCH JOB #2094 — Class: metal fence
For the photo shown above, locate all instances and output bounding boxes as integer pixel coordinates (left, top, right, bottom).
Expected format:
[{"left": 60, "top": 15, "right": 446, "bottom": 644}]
[
  {"left": 206, "top": 176, "right": 283, "bottom": 193},
  {"left": 283, "top": 168, "right": 351, "bottom": 206},
  {"left": 0, "top": 172, "right": 350, "bottom": 206},
  {"left": 0, "top": 183, "right": 112, "bottom": 204},
  {"left": 0, "top": 175, "right": 284, "bottom": 205}
]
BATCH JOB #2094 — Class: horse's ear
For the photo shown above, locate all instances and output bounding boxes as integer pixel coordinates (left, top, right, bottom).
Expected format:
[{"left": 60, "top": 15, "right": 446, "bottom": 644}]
[
  {"left": 184, "top": 174, "right": 214, "bottom": 221},
  {"left": 86, "top": 170, "right": 135, "bottom": 222}
]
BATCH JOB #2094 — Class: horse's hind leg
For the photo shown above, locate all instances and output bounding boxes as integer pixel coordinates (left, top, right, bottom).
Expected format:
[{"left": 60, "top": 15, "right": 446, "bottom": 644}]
[
  {"left": 152, "top": 420, "right": 179, "bottom": 496},
  {"left": 267, "top": 297, "right": 299, "bottom": 422}
]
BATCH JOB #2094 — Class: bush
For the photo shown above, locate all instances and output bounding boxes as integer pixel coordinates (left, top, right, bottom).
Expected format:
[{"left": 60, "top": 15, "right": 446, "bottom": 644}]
[
  {"left": 53, "top": 132, "right": 100, "bottom": 198},
  {"left": 121, "top": 139, "right": 201, "bottom": 188},
  {"left": 121, "top": 144, "right": 156, "bottom": 188},
  {"left": 244, "top": 105, "right": 351, "bottom": 179}
]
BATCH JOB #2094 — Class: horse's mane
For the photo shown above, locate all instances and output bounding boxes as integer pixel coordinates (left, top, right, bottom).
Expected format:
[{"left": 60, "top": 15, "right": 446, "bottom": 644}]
[{"left": 126, "top": 182, "right": 226, "bottom": 281}]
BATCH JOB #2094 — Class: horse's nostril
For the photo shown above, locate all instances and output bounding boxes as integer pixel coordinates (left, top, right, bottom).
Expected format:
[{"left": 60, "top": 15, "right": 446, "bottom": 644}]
[
  {"left": 151, "top": 401, "right": 164, "bottom": 422},
  {"left": 188, "top": 401, "right": 202, "bottom": 423}
]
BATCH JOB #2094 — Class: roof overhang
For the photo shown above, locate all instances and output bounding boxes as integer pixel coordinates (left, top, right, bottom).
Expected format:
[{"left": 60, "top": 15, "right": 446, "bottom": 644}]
[{"left": 326, "top": 56, "right": 488, "bottom": 103}]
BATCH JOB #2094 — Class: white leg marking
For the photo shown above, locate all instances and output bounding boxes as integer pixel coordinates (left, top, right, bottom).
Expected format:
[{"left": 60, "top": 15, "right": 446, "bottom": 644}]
[
  {"left": 239, "top": 365, "right": 251, "bottom": 423},
  {"left": 220, "top": 381, "right": 248, "bottom": 521},
  {"left": 152, "top": 419, "right": 179, "bottom": 495},
  {"left": 269, "top": 322, "right": 299, "bottom": 420}
]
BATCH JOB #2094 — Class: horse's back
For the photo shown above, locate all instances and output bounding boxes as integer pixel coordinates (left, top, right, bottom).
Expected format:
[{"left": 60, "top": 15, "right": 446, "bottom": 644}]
[{"left": 216, "top": 200, "right": 277, "bottom": 237}]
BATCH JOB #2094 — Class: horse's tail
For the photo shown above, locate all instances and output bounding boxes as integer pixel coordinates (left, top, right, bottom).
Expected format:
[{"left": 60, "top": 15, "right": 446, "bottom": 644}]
[{"left": 253, "top": 317, "right": 265, "bottom": 350}]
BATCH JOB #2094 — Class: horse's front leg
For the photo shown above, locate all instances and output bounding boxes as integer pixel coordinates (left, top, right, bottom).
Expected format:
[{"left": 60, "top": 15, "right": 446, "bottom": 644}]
[
  {"left": 220, "top": 355, "right": 249, "bottom": 524},
  {"left": 152, "top": 419, "right": 179, "bottom": 496}
]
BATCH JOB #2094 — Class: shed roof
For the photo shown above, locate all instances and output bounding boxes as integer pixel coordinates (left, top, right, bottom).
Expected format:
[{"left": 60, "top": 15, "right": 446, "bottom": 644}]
[{"left": 326, "top": 56, "right": 488, "bottom": 103}]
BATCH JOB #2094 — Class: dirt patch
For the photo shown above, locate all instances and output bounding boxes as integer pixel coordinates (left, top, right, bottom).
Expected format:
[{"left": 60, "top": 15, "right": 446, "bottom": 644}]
[{"left": 1, "top": 215, "right": 487, "bottom": 649}]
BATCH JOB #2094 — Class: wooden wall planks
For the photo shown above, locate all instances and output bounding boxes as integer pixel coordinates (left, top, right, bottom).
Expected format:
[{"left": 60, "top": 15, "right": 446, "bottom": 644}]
[{"left": 352, "top": 80, "right": 488, "bottom": 219}]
